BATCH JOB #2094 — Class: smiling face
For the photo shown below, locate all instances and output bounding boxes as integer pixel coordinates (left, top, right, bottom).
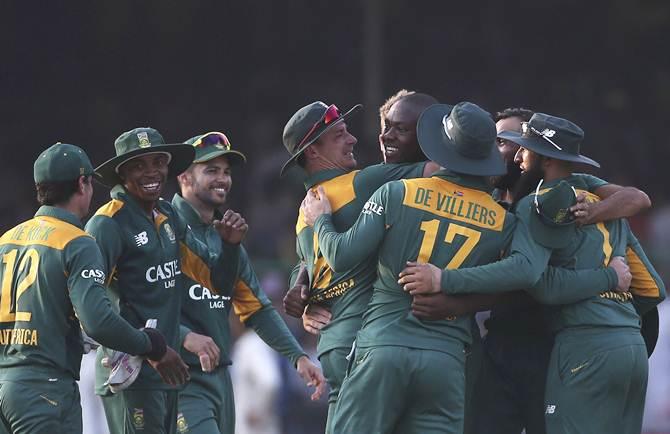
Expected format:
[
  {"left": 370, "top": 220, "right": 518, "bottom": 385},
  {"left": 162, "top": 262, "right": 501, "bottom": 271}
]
[
  {"left": 187, "top": 155, "right": 232, "bottom": 209},
  {"left": 380, "top": 99, "right": 424, "bottom": 164},
  {"left": 308, "top": 121, "right": 358, "bottom": 171},
  {"left": 118, "top": 152, "right": 169, "bottom": 206}
]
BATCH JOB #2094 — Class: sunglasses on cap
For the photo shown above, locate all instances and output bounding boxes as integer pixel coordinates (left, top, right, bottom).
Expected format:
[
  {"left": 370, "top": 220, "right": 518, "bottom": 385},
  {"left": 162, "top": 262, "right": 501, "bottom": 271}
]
[
  {"left": 192, "top": 132, "right": 232, "bottom": 150},
  {"left": 521, "top": 122, "right": 562, "bottom": 151},
  {"left": 298, "top": 104, "right": 342, "bottom": 148},
  {"left": 534, "top": 179, "right": 578, "bottom": 227}
]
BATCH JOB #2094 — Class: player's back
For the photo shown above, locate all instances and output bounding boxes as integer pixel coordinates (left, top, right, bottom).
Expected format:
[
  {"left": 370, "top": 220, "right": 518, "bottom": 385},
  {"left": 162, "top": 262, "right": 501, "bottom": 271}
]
[
  {"left": 0, "top": 214, "right": 90, "bottom": 380},
  {"left": 356, "top": 171, "right": 515, "bottom": 353}
]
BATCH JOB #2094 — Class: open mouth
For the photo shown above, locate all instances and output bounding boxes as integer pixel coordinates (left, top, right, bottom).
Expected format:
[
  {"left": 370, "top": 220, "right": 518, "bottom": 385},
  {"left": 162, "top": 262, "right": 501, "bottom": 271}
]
[
  {"left": 384, "top": 146, "right": 399, "bottom": 156},
  {"left": 141, "top": 182, "right": 161, "bottom": 193},
  {"left": 212, "top": 186, "right": 227, "bottom": 195}
]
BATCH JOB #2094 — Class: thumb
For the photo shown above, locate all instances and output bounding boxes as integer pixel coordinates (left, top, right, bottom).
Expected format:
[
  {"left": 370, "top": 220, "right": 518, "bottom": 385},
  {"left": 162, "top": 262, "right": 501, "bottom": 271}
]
[
  {"left": 317, "top": 185, "right": 326, "bottom": 200},
  {"left": 199, "top": 353, "right": 212, "bottom": 373},
  {"left": 300, "top": 284, "right": 310, "bottom": 300}
]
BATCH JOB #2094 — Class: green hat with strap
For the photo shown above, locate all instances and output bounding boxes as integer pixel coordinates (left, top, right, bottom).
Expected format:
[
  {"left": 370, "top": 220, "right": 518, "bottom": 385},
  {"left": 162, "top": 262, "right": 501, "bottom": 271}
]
[
  {"left": 184, "top": 131, "right": 246, "bottom": 165},
  {"left": 34, "top": 143, "right": 94, "bottom": 183},
  {"left": 527, "top": 179, "right": 578, "bottom": 248},
  {"left": 95, "top": 127, "right": 195, "bottom": 187}
]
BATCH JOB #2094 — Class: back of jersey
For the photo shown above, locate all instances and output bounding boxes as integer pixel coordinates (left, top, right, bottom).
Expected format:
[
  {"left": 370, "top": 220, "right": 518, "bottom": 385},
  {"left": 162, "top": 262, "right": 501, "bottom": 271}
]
[
  {"left": 0, "top": 216, "right": 84, "bottom": 380},
  {"left": 356, "top": 174, "right": 515, "bottom": 353}
]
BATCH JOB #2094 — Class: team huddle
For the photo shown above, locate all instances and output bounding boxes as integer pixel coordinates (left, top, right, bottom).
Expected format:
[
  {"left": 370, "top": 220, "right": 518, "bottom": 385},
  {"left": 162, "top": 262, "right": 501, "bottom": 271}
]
[{"left": 0, "top": 90, "right": 664, "bottom": 434}]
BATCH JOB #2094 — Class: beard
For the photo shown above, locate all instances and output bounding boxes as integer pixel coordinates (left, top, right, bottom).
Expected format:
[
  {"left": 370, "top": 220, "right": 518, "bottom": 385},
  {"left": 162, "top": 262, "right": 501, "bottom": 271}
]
[
  {"left": 510, "top": 163, "right": 544, "bottom": 206},
  {"left": 491, "top": 161, "right": 522, "bottom": 190}
]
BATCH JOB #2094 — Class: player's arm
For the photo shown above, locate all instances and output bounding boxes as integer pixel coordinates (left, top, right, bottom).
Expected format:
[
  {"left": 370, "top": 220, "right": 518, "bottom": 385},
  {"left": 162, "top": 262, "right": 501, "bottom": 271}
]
[
  {"left": 571, "top": 175, "right": 651, "bottom": 225},
  {"left": 306, "top": 184, "right": 389, "bottom": 272},
  {"left": 526, "top": 260, "right": 622, "bottom": 305},
  {"left": 178, "top": 209, "right": 241, "bottom": 299},
  {"left": 411, "top": 291, "right": 528, "bottom": 320},
  {"left": 624, "top": 223, "right": 666, "bottom": 315},
  {"left": 66, "top": 236, "right": 164, "bottom": 360},
  {"left": 235, "top": 247, "right": 326, "bottom": 399}
]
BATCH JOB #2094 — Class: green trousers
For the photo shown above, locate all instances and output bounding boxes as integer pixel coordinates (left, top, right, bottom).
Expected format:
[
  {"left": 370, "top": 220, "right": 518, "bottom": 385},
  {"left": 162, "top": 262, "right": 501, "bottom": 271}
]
[
  {"left": 544, "top": 328, "right": 647, "bottom": 434},
  {"left": 101, "top": 389, "right": 178, "bottom": 434},
  {"left": 177, "top": 367, "right": 235, "bottom": 434},
  {"left": 0, "top": 377, "right": 81, "bottom": 434},
  {"left": 319, "top": 347, "right": 350, "bottom": 434},
  {"left": 332, "top": 345, "right": 465, "bottom": 434}
]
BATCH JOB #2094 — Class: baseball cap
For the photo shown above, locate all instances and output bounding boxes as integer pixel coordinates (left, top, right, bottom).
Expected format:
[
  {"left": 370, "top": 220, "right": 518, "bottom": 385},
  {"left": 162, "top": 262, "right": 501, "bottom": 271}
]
[
  {"left": 184, "top": 131, "right": 246, "bottom": 165},
  {"left": 527, "top": 179, "right": 578, "bottom": 249},
  {"left": 34, "top": 143, "right": 95, "bottom": 184}
]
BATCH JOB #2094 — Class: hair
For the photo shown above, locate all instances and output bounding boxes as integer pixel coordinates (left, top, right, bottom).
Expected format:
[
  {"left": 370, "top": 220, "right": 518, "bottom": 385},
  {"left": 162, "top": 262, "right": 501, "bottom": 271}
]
[
  {"left": 494, "top": 107, "right": 534, "bottom": 123},
  {"left": 35, "top": 175, "right": 90, "bottom": 206},
  {"left": 379, "top": 89, "right": 414, "bottom": 120}
]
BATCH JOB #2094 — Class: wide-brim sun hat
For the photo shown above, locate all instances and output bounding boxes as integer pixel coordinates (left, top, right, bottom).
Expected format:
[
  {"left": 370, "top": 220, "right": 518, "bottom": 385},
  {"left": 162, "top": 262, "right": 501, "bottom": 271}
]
[
  {"left": 417, "top": 102, "right": 506, "bottom": 176},
  {"left": 184, "top": 131, "right": 247, "bottom": 166},
  {"left": 95, "top": 127, "right": 195, "bottom": 187},
  {"left": 496, "top": 112, "right": 599, "bottom": 168},
  {"left": 280, "top": 101, "right": 362, "bottom": 176}
]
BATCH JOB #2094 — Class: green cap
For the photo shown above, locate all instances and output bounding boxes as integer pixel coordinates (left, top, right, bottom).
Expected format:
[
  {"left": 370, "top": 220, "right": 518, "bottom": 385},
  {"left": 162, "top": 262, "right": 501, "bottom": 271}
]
[
  {"left": 528, "top": 180, "right": 578, "bottom": 248},
  {"left": 34, "top": 143, "right": 94, "bottom": 183},
  {"left": 417, "top": 102, "right": 506, "bottom": 176},
  {"left": 95, "top": 127, "right": 195, "bottom": 187},
  {"left": 184, "top": 131, "right": 246, "bottom": 165}
]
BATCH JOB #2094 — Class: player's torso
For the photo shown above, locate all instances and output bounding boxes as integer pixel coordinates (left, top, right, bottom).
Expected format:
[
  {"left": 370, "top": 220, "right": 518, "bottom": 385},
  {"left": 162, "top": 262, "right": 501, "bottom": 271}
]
[
  {"left": 178, "top": 219, "right": 235, "bottom": 366},
  {"left": 357, "top": 175, "right": 513, "bottom": 354},
  {"left": 0, "top": 216, "right": 85, "bottom": 380},
  {"left": 547, "top": 188, "right": 639, "bottom": 331},
  {"left": 296, "top": 170, "right": 376, "bottom": 353}
]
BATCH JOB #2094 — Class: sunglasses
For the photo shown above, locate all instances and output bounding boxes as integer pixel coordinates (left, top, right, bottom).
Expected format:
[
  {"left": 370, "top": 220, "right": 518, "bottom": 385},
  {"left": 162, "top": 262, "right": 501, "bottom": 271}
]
[
  {"left": 193, "top": 132, "right": 231, "bottom": 150},
  {"left": 521, "top": 122, "right": 562, "bottom": 151},
  {"left": 297, "top": 104, "right": 342, "bottom": 148},
  {"left": 534, "top": 179, "right": 578, "bottom": 226}
]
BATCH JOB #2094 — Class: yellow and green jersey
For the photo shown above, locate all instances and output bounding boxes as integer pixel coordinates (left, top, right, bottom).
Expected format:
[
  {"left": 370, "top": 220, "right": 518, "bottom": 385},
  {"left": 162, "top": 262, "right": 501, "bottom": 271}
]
[
  {"left": 441, "top": 175, "right": 665, "bottom": 332},
  {"left": 0, "top": 206, "right": 150, "bottom": 381},
  {"left": 313, "top": 170, "right": 516, "bottom": 354},
  {"left": 294, "top": 163, "right": 425, "bottom": 357},
  {"left": 86, "top": 186, "right": 238, "bottom": 393},
  {"left": 172, "top": 194, "right": 306, "bottom": 369}
]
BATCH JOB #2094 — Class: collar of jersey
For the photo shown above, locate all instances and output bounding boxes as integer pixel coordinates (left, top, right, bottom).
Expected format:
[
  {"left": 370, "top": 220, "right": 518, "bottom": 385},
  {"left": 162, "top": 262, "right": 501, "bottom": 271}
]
[
  {"left": 433, "top": 168, "right": 493, "bottom": 193},
  {"left": 303, "top": 168, "right": 349, "bottom": 190},
  {"left": 171, "top": 193, "right": 222, "bottom": 227},
  {"left": 35, "top": 205, "right": 83, "bottom": 229}
]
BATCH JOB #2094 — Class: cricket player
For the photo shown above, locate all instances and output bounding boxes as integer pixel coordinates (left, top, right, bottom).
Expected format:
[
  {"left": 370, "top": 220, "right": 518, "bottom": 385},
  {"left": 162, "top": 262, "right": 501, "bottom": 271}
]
[
  {"left": 280, "top": 99, "right": 437, "bottom": 433},
  {"left": 86, "top": 128, "right": 243, "bottom": 434},
  {"left": 301, "top": 102, "right": 624, "bottom": 433},
  {"left": 0, "top": 144, "right": 169, "bottom": 434},
  {"left": 173, "top": 131, "right": 325, "bottom": 434},
  {"left": 402, "top": 113, "right": 665, "bottom": 434}
]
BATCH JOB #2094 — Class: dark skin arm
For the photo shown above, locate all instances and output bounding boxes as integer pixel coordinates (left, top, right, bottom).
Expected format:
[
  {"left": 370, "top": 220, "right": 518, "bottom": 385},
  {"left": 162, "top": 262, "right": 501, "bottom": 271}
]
[
  {"left": 571, "top": 184, "right": 651, "bottom": 226},
  {"left": 411, "top": 291, "right": 529, "bottom": 320},
  {"left": 283, "top": 264, "right": 310, "bottom": 318}
]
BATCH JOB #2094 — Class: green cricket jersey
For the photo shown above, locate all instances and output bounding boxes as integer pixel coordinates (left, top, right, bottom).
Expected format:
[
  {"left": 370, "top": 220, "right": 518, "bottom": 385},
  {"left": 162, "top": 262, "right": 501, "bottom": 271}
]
[
  {"left": 440, "top": 175, "right": 662, "bottom": 332},
  {"left": 294, "top": 163, "right": 425, "bottom": 357},
  {"left": 0, "top": 206, "right": 150, "bottom": 381},
  {"left": 313, "top": 170, "right": 516, "bottom": 353},
  {"left": 172, "top": 194, "right": 306, "bottom": 368},
  {"left": 626, "top": 227, "right": 665, "bottom": 316},
  {"left": 86, "top": 186, "right": 238, "bottom": 392}
]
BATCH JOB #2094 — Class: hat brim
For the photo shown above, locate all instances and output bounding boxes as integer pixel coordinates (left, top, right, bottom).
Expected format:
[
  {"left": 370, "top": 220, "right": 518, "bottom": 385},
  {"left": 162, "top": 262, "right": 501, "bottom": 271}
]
[
  {"left": 94, "top": 144, "right": 196, "bottom": 187},
  {"left": 279, "top": 104, "right": 362, "bottom": 177},
  {"left": 497, "top": 131, "right": 600, "bottom": 168},
  {"left": 194, "top": 149, "right": 247, "bottom": 166},
  {"left": 417, "top": 104, "right": 507, "bottom": 176},
  {"left": 524, "top": 200, "right": 577, "bottom": 249}
]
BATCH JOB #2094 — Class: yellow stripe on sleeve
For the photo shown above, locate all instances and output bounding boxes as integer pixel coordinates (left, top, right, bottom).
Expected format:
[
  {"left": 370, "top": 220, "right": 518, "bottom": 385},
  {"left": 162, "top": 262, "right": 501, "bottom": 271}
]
[
  {"left": 627, "top": 246, "right": 660, "bottom": 297},
  {"left": 232, "top": 279, "right": 263, "bottom": 322},
  {"left": 179, "top": 242, "right": 215, "bottom": 293}
]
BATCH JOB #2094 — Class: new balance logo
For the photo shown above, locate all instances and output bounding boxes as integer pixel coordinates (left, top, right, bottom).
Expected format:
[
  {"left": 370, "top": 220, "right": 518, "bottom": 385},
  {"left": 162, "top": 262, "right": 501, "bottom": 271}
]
[
  {"left": 545, "top": 404, "right": 556, "bottom": 414},
  {"left": 134, "top": 231, "right": 149, "bottom": 246}
]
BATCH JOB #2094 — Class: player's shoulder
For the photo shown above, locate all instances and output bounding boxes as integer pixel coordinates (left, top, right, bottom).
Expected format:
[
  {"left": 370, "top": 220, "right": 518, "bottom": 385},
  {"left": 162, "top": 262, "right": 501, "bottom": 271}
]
[{"left": 93, "top": 198, "right": 126, "bottom": 219}]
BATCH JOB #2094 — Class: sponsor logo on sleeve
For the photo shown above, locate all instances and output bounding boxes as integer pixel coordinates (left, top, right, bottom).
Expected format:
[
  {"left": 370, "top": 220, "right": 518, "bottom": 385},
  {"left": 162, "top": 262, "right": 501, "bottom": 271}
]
[
  {"left": 81, "top": 269, "right": 106, "bottom": 285},
  {"left": 362, "top": 200, "right": 384, "bottom": 216}
]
